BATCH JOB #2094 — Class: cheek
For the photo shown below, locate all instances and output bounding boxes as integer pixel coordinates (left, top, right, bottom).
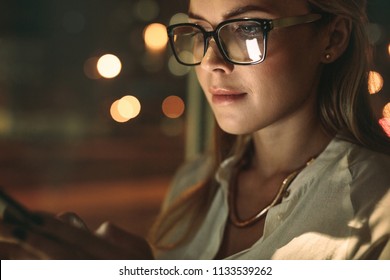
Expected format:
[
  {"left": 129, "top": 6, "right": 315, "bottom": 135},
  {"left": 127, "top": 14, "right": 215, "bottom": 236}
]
[
  {"left": 261, "top": 37, "right": 322, "bottom": 99},
  {"left": 195, "top": 67, "right": 208, "bottom": 93}
]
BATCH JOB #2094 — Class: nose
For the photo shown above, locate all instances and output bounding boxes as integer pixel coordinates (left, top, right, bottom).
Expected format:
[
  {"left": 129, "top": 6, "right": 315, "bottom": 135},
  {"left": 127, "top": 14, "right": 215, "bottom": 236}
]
[{"left": 199, "top": 40, "right": 233, "bottom": 74}]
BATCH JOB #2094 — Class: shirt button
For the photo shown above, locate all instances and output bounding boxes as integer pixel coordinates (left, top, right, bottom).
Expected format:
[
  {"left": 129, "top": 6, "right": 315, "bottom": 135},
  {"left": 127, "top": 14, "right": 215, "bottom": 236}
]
[{"left": 283, "top": 190, "right": 290, "bottom": 198}]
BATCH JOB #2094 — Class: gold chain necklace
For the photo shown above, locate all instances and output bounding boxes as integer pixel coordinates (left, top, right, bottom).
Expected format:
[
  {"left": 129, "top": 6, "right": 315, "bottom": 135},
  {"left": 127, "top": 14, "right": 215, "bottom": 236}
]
[{"left": 228, "top": 158, "right": 314, "bottom": 228}]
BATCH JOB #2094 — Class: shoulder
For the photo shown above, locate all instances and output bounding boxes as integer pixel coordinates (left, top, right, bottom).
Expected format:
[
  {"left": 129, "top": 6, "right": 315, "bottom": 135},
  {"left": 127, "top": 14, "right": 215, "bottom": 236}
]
[
  {"left": 161, "top": 153, "right": 214, "bottom": 210},
  {"left": 343, "top": 140, "right": 390, "bottom": 243},
  {"left": 320, "top": 137, "right": 390, "bottom": 219},
  {"left": 326, "top": 137, "right": 390, "bottom": 185},
  {"left": 318, "top": 137, "right": 390, "bottom": 187},
  {"left": 324, "top": 138, "right": 390, "bottom": 258},
  {"left": 345, "top": 140, "right": 390, "bottom": 192}
]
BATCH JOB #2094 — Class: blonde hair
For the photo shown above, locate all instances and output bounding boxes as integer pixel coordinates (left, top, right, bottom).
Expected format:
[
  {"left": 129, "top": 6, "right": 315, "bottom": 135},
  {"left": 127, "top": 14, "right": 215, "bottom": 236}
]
[
  {"left": 308, "top": 0, "right": 390, "bottom": 151},
  {"left": 149, "top": 0, "right": 390, "bottom": 251}
]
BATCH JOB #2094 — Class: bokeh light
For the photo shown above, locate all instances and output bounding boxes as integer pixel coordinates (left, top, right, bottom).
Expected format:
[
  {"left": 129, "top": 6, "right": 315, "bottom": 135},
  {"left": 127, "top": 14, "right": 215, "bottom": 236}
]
[
  {"left": 368, "top": 71, "right": 384, "bottom": 94},
  {"left": 110, "top": 100, "right": 129, "bottom": 123},
  {"left": 169, "top": 13, "right": 189, "bottom": 25},
  {"left": 160, "top": 118, "right": 184, "bottom": 137},
  {"left": 142, "top": 52, "right": 164, "bottom": 73},
  {"left": 134, "top": 0, "right": 159, "bottom": 22},
  {"left": 388, "top": 43, "right": 390, "bottom": 57},
  {"left": 380, "top": 103, "right": 390, "bottom": 137},
  {"left": 168, "top": 55, "right": 190, "bottom": 76},
  {"left": 162, "top": 95, "right": 185, "bottom": 119},
  {"left": 97, "top": 54, "right": 122, "bottom": 79},
  {"left": 379, "top": 118, "right": 390, "bottom": 137},
  {"left": 84, "top": 57, "right": 101, "bottom": 79},
  {"left": 0, "top": 108, "right": 12, "bottom": 135},
  {"left": 144, "top": 23, "right": 168, "bottom": 52},
  {"left": 110, "top": 95, "right": 141, "bottom": 123},
  {"left": 366, "top": 23, "right": 384, "bottom": 45},
  {"left": 118, "top": 95, "right": 141, "bottom": 119},
  {"left": 383, "top": 103, "right": 390, "bottom": 119}
]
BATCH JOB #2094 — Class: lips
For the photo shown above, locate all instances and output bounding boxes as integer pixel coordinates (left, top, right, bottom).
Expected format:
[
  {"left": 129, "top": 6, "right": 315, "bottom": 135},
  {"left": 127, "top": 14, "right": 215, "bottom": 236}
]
[{"left": 209, "top": 87, "right": 247, "bottom": 105}]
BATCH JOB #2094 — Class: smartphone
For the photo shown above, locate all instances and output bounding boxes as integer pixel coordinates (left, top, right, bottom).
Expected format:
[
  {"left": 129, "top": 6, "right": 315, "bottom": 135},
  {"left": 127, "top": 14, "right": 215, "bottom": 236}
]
[{"left": 0, "top": 188, "right": 37, "bottom": 226}]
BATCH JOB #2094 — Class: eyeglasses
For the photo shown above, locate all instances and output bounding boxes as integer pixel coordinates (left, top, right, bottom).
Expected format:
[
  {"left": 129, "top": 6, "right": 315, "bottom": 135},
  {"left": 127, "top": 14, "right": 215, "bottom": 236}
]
[{"left": 167, "top": 13, "right": 322, "bottom": 66}]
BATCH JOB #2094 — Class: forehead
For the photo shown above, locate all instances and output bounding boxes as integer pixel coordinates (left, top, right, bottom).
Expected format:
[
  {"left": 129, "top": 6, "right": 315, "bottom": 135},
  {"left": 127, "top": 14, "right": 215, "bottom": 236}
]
[{"left": 188, "top": 0, "right": 309, "bottom": 21}]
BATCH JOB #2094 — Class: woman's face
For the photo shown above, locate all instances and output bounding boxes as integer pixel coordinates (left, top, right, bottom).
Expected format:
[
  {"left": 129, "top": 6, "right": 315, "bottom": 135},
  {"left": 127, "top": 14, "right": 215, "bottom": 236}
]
[{"left": 191, "top": 0, "right": 327, "bottom": 135}]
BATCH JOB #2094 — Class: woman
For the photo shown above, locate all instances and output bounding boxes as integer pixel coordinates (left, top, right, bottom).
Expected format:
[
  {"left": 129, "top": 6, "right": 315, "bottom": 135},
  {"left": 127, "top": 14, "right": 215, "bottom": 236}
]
[
  {"left": 1, "top": 0, "right": 389, "bottom": 259},
  {"left": 149, "top": 0, "right": 390, "bottom": 259}
]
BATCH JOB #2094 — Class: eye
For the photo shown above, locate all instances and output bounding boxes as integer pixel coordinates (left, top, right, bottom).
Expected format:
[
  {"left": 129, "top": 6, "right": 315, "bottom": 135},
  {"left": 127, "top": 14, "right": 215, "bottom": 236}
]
[{"left": 234, "top": 22, "right": 263, "bottom": 38}]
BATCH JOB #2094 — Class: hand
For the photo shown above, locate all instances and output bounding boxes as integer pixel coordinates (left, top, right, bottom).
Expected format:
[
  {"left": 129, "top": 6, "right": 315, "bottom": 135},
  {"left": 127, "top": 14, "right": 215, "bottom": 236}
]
[{"left": 0, "top": 212, "right": 154, "bottom": 260}]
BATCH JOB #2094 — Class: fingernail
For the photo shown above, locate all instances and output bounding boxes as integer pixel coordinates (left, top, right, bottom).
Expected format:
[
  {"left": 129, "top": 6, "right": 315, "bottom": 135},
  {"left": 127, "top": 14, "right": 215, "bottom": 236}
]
[{"left": 12, "top": 227, "right": 27, "bottom": 241}]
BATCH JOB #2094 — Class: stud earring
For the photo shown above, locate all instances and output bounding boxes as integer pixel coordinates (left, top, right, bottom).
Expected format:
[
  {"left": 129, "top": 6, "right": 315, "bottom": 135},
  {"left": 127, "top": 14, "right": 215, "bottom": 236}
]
[{"left": 325, "top": 53, "right": 331, "bottom": 60}]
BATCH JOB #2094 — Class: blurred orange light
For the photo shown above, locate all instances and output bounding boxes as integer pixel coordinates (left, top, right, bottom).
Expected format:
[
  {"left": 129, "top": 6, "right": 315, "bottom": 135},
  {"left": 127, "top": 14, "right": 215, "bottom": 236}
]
[
  {"left": 388, "top": 43, "right": 390, "bottom": 56},
  {"left": 110, "top": 100, "right": 129, "bottom": 123},
  {"left": 144, "top": 23, "right": 168, "bottom": 51},
  {"left": 383, "top": 103, "right": 390, "bottom": 119},
  {"left": 162, "top": 95, "right": 185, "bottom": 119},
  {"left": 368, "top": 71, "right": 384, "bottom": 94},
  {"left": 97, "top": 54, "right": 122, "bottom": 79},
  {"left": 379, "top": 103, "right": 390, "bottom": 137},
  {"left": 379, "top": 118, "right": 390, "bottom": 137},
  {"left": 110, "top": 96, "right": 142, "bottom": 123}
]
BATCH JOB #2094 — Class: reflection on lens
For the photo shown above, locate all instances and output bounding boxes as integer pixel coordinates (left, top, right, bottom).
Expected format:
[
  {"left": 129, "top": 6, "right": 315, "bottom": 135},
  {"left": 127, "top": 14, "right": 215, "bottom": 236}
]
[
  {"left": 170, "top": 25, "right": 203, "bottom": 65},
  {"left": 245, "top": 39, "right": 262, "bottom": 62},
  {"left": 219, "top": 20, "right": 264, "bottom": 64},
  {"left": 178, "top": 51, "right": 196, "bottom": 65}
]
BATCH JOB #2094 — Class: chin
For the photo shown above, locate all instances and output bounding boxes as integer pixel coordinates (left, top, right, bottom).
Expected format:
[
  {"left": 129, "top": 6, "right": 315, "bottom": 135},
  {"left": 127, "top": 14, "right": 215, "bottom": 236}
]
[{"left": 216, "top": 119, "right": 253, "bottom": 136}]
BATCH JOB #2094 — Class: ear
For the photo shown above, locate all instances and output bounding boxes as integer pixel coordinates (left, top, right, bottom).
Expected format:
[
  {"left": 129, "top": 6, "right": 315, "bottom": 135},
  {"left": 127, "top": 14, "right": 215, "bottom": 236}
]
[{"left": 321, "top": 16, "right": 352, "bottom": 63}]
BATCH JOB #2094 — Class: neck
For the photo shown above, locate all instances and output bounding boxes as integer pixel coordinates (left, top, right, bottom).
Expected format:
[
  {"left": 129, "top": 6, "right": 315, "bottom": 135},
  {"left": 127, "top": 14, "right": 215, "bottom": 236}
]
[{"left": 250, "top": 115, "right": 333, "bottom": 177}]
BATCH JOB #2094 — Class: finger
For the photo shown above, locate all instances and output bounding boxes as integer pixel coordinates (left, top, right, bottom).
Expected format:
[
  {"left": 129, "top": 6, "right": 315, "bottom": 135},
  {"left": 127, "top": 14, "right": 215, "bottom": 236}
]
[{"left": 56, "top": 212, "right": 89, "bottom": 231}]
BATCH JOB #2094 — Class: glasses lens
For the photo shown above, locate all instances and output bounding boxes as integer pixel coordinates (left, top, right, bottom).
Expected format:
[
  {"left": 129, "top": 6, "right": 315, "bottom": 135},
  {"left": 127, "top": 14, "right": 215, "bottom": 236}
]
[
  {"left": 170, "top": 25, "right": 204, "bottom": 65},
  {"left": 219, "top": 20, "right": 265, "bottom": 64}
]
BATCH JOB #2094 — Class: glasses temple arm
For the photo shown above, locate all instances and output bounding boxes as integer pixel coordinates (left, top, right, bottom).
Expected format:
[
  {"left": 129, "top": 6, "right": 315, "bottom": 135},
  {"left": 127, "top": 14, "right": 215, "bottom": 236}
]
[{"left": 271, "top": 13, "right": 322, "bottom": 29}]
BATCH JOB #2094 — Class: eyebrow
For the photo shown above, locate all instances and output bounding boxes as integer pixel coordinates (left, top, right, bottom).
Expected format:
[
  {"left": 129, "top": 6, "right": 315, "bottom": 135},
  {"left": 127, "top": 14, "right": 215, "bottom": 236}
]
[{"left": 188, "top": 4, "right": 273, "bottom": 21}]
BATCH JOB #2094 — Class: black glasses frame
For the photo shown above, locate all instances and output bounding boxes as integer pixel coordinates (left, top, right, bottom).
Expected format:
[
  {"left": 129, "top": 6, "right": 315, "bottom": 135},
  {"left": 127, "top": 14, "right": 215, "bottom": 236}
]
[{"left": 167, "top": 13, "right": 322, "bottom": 66}]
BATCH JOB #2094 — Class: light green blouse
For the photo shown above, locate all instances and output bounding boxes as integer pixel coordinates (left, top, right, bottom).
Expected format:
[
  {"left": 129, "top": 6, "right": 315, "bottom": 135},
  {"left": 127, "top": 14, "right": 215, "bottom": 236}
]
[{"left": 155, "top": 136, "right": 390, "bottom": 259}]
